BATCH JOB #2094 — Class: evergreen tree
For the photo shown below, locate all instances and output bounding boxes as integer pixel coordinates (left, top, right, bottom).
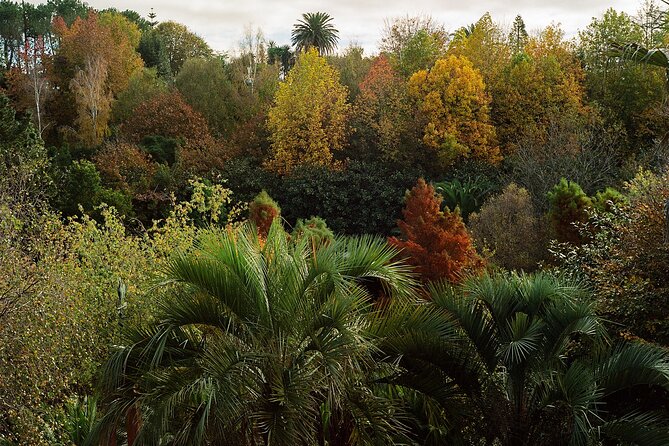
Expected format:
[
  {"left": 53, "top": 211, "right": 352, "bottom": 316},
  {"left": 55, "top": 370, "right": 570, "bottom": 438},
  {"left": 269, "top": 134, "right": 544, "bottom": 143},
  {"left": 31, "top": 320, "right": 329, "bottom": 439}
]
[{"left": 509, "top": 14, "right": 528, "bottom": 54}]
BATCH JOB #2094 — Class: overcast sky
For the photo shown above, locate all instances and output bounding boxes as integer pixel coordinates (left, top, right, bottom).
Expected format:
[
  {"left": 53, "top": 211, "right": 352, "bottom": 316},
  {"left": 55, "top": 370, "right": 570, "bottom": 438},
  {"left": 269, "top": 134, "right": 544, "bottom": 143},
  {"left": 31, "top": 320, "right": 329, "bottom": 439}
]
[{"left": 29, "top": 0, "right": 645, "bottom": 55}]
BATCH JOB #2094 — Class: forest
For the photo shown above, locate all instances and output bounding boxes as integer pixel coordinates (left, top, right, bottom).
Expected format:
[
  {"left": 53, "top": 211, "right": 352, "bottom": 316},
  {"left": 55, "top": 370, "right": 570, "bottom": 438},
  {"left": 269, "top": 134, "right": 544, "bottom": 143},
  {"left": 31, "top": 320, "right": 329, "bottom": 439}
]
[{"left": 1, "top": 0, "right": 669, "bottom": 444}]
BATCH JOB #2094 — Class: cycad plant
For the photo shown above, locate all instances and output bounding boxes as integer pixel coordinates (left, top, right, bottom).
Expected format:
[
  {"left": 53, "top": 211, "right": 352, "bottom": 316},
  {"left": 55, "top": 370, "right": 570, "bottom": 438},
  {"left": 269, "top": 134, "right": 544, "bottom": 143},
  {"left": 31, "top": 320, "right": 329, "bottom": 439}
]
[
  {"left": 87, "top": 222, "right": 414, "bottom": 445},
  {"left": 373, "top": 272, "right": 669, "bottom": 445}
]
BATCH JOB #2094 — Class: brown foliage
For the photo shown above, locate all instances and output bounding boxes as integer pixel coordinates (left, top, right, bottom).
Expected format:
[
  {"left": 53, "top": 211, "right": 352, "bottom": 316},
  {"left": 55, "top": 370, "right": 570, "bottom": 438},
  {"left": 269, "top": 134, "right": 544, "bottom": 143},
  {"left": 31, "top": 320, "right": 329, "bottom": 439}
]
[
  {"left": 389, "top": 178, "right": 484, "bottom": 283},
  {"left": 469, "top": 184, "right": 546, "bottom": 271},
  {"left": 120, "top": 91, "right": 226, "bottom": 174},
  {"left": 94, "top": 142, "right": 156, "bottom": 195}
]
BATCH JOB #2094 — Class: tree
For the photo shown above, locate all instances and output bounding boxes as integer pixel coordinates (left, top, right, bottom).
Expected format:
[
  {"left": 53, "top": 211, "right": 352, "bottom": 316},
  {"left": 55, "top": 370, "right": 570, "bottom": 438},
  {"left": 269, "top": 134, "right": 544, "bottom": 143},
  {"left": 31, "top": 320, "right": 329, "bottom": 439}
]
[
  {"left": 373, "top": 272, "right": 669, "bottom": 445},
  {"left": 266, "top": 48, "right": 350, "bottom": 174},
  {"left": 175, "top": 57, "right": 238, "bottom": 136},
  {"left": 0, "top": 93, "right": 50, "bottom": 209},
  {"left": 327, "top": 44, "right": 373, "bottom": 101},
  {"left": 267, "top": 41, "right": 292, "bottom": 78},
  {"left": 154, "top": 21, "right": 213, "bottom": 76},
  {"left": 119, "top": 91, "right": 227, "bottom": 174},
  {"left": 379, "top": 14, "right": 448, "bottom": 78},
  {"left": 408, "top": 55, "right": 500, "bottom": 168},
  {"left": 448, "top": 13, "right": 510, "bottom": 92},
  {"left": 52, "top": 10, "right": 143, "bottom": 145},
  {"left": 69, "top": 55, "right": 111, "bottom": 146},
  {"left": 248, "top": 190, "right": 280, "bottom": 238},
  {"left": 291, "top": 12, "right": 339, "bottom": 55},
  {"left": 547, "top": 178, "right": 593, "bottom": 244},
  {"left": 494, "top": 25, "right": 590, "bottom": 152},
  {"left": 111, "top": 67, "right": 167, "bottom": 124},
  {"left": 137, "top": 28, "right": 171, "bottom": 78},
  {"left": 584, "top": 9, "right": 667, "bottom": 147},
  {"left": 554, "top": 169, "right": 669, "bottom": 345},
  {"left": 509, "top": 15, "right": 528, "bottom": 54},
  {"left": 0, "top": 0, "right": 22, "bottom": 70},
  {"left": 350, "top": 55, "right": 418, "bottom": 165},
  {"left": 239, "top": 25, "right": 266, "bottom": 95},
  {"left": 88, "top": 223, "right": 411, "bottom": 445},
  {"left": 389, "top": 178, "right": 484, "bottom": 283}
]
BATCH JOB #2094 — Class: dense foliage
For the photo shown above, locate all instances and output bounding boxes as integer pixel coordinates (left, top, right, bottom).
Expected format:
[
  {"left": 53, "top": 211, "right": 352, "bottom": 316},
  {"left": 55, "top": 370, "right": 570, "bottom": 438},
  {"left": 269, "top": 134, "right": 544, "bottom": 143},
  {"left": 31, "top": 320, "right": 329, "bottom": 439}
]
[{"left": 1, "top": 1, "right": 669, "bottom": 444}]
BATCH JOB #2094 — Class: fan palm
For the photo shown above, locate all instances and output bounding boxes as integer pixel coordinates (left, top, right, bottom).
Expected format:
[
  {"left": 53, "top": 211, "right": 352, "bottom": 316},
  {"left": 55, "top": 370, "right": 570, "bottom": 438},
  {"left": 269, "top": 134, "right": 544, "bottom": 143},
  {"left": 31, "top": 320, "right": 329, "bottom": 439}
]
[
  {"left": 291, "top": 12, "right": 339, "bottom": 55},
  {"left": 372, "top": 272, "right": 669, "bottom": 445},
  {"left": 87, "top": 222, "right": 415, "bottom": 445}
]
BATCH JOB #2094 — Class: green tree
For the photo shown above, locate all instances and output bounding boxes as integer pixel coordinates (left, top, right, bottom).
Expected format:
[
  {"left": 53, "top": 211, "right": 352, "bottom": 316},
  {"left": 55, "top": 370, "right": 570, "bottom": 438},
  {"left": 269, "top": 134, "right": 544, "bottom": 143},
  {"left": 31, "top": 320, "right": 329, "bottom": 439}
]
[
  {"left": 138, "top": 28, "right": 171, "bottom": 78},
  {"left": 547, "top": 178, "right": 593, "bottom": 244},
  {"left": 327, "top": 44, "right": 373, "bottom": 101},
  {"left": 88, "top": 222, "right": 412, "bottom": 445},
  {"left": 291, "top": 12, "right": 339, "bottom": 55},
  {"left": 582, "top": 9, "right": 666, "bottom": 147},
  {"left": 0, "top": 93, "right": 50, "bottom": 208},
  {"left": 154, "top": 21, "right": 213, "bottom": 76},
  {"left": 509, "top": 14, "right": 528, "bottom": 54},
  {"left": 380, "top": 15, "right": 448, "bottom": 78},
  {"left": 266, "top": 48, "right": 350, "bottom": 174},
  {"left": 175, "top": 57, "right": 237, "bottom": 136}
]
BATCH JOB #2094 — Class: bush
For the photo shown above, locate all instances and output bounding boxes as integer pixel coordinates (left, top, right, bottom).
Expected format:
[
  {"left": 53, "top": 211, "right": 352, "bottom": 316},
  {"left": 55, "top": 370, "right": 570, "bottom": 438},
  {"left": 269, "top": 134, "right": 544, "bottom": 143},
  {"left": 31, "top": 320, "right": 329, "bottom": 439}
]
[
  {"left": 553, "top": 169, "right": 669, "bottom": 344},
  {"left": 434, "top": 176, "right": 495, "bottom": 221},
  {"left": 277, "top": 161, "right": 423, "bottom": 235},
  {"left": 469, "top": 183, "right": 546, "bottom": 271}
]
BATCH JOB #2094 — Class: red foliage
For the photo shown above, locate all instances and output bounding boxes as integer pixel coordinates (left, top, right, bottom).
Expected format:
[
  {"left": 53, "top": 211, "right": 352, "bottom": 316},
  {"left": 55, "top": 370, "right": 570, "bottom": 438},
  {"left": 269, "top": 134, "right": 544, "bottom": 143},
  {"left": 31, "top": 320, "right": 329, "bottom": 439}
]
[
  {"left": 389, "top": 178, "right": 484, "bottom": 283},
  {"left": 120, "top": 91, "right": 227, "bottom": 173}
]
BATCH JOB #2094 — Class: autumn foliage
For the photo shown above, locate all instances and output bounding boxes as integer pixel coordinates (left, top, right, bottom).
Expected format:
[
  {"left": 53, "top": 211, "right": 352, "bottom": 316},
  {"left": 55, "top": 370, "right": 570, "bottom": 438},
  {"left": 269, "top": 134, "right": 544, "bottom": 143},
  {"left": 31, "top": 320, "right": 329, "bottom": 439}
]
[
  {"left": 120, "top": 91, "right": 225, "bottom": 173},
  {"left": 352, "top": 55, "right": 417, "bottom": 165},
  {"left": 389, "top": 178, "right": 484, "bottom": 283},
  {"left": 408, "top": 55, "right": 500, "bottom": 169},
  {"left": 266, "top": 48, "right": 350, "bottom": 174}
]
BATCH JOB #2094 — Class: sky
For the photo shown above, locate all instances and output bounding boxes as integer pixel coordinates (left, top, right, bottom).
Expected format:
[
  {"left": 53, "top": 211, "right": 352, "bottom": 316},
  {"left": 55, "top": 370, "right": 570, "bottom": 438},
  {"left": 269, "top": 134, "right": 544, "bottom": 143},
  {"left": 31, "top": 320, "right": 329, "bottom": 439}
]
[{"left": 29, "top": 0, "right": 645, "bottom": 55}]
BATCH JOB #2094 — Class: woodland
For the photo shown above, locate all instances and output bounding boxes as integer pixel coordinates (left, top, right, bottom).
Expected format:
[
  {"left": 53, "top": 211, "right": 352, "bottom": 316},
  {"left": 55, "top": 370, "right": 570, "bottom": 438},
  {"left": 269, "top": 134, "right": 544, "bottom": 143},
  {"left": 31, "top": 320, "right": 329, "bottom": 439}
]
[{"left": 1, "top": 0, "right": 669, "bottom": 444}]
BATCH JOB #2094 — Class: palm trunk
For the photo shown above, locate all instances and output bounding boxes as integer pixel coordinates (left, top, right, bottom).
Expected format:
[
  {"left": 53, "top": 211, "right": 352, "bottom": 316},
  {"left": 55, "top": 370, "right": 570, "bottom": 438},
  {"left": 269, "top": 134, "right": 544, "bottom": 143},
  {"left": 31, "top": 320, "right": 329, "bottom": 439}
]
[{"left": 126, "top": 405, "right": 140, "bottom": 446}]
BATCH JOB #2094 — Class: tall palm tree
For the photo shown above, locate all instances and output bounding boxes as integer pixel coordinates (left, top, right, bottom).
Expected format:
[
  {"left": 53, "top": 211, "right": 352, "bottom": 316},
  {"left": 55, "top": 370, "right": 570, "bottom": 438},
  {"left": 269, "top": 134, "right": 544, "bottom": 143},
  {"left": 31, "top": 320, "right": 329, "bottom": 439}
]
[
  {"left": 372, "top": 272, "right": 669, "bottom": 445},
  {"left": 291, "top": 12, "right": 339, "bottom": 56},
  {"left": 86, "top": 222, "right": 414, "bottom": 445}
]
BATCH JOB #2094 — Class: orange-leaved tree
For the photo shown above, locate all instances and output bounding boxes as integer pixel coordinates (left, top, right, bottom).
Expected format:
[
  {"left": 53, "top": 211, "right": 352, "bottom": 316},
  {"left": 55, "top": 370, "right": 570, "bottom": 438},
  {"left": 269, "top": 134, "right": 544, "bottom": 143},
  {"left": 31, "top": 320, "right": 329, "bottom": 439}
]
[
  {"left": 389, "top": 178, "right": 484, "bottom": 283},
  {"left": 408, "top": 55, "right": 500, "bottom": 169},
  {"left": 52, "top": 10, "right": 143, "bottom": 146},
  {"left": 351, "top": 55, "right": 418, "bottom": 165},
  {"left": 266, "top": 48, "right": 350, "bottom": 174}
]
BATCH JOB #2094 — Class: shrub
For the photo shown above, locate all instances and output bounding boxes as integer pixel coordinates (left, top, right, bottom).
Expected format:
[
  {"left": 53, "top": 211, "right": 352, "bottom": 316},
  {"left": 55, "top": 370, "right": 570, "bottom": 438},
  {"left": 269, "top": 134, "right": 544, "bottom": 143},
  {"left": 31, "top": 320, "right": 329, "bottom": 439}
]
[
  {"left": 553, "top": 169, "right": 669, "bottom": 344},
  {"left": 469, "top": 183, "right": 545, "bottom": 271}
]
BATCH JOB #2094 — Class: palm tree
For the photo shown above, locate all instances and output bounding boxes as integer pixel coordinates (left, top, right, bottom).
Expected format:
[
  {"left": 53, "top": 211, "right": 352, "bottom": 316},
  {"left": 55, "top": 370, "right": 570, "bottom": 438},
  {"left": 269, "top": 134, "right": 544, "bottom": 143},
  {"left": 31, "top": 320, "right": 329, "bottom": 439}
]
[
  {"left": 291, "top": 12, "right": 339, "bottom": 56},
  {"left": 372, "top": 272, "right": 669, "bottom": 445},
  {"left": 86, "top": 222, "right": 414, "bottom": 445}
]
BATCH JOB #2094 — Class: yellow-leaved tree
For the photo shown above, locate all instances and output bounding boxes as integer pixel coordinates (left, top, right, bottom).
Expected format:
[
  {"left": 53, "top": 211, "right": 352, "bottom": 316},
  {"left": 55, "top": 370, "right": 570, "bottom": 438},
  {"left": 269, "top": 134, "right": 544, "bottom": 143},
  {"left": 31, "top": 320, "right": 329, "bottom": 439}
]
[
  {"left": 266, "top": 48, "right": 350, "bottom": 174},
  {"left": 408, "top": 55, "right": 500, "bottom": 169}
]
